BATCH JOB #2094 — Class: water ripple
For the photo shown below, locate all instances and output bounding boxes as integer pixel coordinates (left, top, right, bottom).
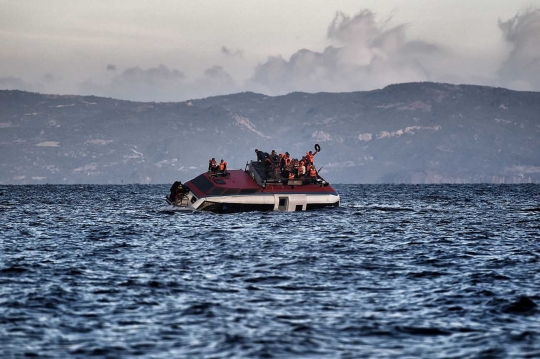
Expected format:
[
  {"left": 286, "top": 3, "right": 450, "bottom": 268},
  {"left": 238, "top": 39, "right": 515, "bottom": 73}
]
[{"left": 1, "top": 184, "right": 539, "bottom": 358}]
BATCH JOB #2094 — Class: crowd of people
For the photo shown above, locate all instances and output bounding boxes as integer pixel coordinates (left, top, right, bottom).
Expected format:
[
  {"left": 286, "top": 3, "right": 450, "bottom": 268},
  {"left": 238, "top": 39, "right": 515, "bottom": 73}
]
[
  {"left": 204, "top": 147, "right": 319, "bottom": 181},
  {"left": 254, "top": 148, "right": 319, "bottom": 179},
  {"left": 170, "top": 147, "right": 321, "bottom": 203}
]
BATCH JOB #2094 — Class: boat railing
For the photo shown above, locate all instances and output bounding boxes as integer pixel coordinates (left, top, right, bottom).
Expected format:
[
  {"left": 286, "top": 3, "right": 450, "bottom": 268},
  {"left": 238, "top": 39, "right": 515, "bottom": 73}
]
[{"left": 247, "top": 161, "right": 266, "bottom": 188}]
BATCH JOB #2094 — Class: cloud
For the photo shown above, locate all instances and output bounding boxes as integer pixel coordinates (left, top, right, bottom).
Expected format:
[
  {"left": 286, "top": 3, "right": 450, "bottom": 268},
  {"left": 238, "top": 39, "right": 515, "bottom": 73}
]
[
  {"left": 79, "top": 64, "right": 237, "bottom": 101},
  {"left": 115, "top": 64, "right": 185, "bottom": 85},
  {"left": 204, "top": 65, "right": 234, "bottom": 82},
  {"left": 5, "top": 8, "right": 540, "bottom": 101},
  {"left": 190, "top": 65, "right": 237, "bottom": 99},
  {"left": 110, "top": 64, "right": 185, "bottom": 101},
  {"left": 221, "top": 46, "right": 243, "bottom": 57},
  {"left": 81, "top": 64, "right": 186, "bottom": 101},
  {"left": 497, "top": 8, "right": 540, "bottom": 91},
  {"left": 248, "top": 10, "right": 446, "bottom": 95},
  {"left": 41, "top": 73, "right": 61, "bottom": 84},
  {"left": 0, "top": 76, "right": 35, "bottom": 91}
]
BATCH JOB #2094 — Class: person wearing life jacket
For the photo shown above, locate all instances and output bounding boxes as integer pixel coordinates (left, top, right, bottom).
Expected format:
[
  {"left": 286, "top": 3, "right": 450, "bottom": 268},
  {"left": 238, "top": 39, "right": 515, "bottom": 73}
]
[
  {"left": 309, "top": 165, "right": 317, "bottom": 178},
  {"left": 208, "top": 158, "right": 218, "bottom": 172},
  {"left": 306, "top": 150, "right": 317, "bottom": 165},
  {"left": 219, "top": 159, "right": 227, "bottom": 172}
]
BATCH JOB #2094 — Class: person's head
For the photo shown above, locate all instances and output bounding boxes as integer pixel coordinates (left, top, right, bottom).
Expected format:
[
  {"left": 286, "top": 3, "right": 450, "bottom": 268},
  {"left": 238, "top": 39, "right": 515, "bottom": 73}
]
[
  {"left": 271, "top": 150, "right": 276, "bottom": 154},
  {"left": 285, "top": 152, "right": 289, "bottom": 157},
  {"left": 255, "top": 149, "right": 258, "bottom": 152},
  {"left": 220, "top": 159, "right": 224, "bottom": 162},
  {"left": 212, "top": 157, "right": 215, "bottom": 160},
  {"left": 309, "top": 151, "right": 313, "bottom": 154}
]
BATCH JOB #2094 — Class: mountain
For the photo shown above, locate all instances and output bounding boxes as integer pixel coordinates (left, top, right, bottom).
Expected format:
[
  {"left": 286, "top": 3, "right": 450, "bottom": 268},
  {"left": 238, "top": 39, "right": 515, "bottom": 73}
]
[{"left": 1, "top": 82, "right": 539, "bottom": 184}]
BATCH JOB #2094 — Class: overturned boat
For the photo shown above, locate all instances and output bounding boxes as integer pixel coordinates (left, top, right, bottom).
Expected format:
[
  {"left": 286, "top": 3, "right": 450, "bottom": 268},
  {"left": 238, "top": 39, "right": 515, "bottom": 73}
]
[{"left": 166, "top": 146, "right": 340, "bottom": 213}]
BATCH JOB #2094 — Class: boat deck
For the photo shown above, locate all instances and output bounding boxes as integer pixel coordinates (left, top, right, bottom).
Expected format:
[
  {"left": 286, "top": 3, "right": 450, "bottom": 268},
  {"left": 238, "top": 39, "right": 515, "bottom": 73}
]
[{"left": 247, "top": 161, "right": 321, "bottom": 187}]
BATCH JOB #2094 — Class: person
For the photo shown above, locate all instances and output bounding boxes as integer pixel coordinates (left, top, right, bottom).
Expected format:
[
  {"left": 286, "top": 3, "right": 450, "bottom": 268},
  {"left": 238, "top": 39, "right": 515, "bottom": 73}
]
[
  {"left": 306, "top": 150, "right": 318, "bottom": 165},
  {"left": 309, "top": 165, "right": 317, "bottom": 178},
  {"left": 255, "top": 149, "right": 266, "bottom": 163},
  {"left": 270, "top": 150, "right": 279, "bottom": 164},
  {"left": 297, "top": 161, "right": 306, "bottom": 177},
  {"left": 279, "top": 153, "right": 287, "bottom": 171},
  {"left": 285, "top": 155, "right": 292, "bottom": 171},
  {"left": 208, "top": 158, "right": 218, "bottom": 172},
  {"left": 176, "top": 182, "right": 189, "bottom": 199},
  {"left": 168, "top": 181, "right": 189, "bottom": 202},
  {"left": 218, "top": 159, "right": 227, "bottom": 172},
  {"left": 168, "top": 181, "right": 181, "bottom": 202}
]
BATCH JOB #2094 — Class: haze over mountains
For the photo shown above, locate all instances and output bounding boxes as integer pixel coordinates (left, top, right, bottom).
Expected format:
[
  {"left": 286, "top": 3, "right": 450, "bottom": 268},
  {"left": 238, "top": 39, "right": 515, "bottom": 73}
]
[{"left": 1, "top": 82, "right": 539, "bottom": 184}]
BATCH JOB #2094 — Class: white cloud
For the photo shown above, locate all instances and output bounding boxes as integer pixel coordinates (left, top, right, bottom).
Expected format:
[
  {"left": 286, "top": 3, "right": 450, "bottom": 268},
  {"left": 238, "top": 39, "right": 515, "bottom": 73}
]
[
  {"left": 248, "top": 10, "right": 447, "bottom": 95},
  {"left": 3, "top": 5, "right": 540, "bottom": 100},
  {"left": 497, "top": 8, "right": 540, "bottom": 91}
]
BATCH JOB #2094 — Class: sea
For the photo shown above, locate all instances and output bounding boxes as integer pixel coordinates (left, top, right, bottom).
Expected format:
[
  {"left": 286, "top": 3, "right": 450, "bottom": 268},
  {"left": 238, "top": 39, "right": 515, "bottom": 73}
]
[{"left": 1, "top": 184, "right": 539, "bottom": 358}]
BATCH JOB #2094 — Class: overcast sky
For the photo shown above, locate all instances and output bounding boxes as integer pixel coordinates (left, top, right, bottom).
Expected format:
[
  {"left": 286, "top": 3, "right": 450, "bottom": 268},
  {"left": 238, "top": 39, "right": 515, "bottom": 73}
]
[{"left": 1, "top": 0, "right": 540, "bottom": 101}]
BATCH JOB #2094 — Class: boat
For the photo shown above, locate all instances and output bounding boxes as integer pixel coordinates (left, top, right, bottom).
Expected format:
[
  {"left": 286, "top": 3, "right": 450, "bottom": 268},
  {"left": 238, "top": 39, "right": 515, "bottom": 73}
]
[{"left": 166, "top": 145, "right": 340, "bottom": 213}]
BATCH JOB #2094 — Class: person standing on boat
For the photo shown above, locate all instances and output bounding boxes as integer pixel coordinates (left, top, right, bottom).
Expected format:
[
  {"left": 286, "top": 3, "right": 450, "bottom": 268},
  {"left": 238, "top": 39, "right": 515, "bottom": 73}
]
[
  {"left": 255, "top": 149, "right": 266, "bottom": 163},
  {"left": 279, "top": 152, "right": 288, "bottom": 171},
  {"left": 285, "top": 154, "right": 292, "bottom": 171},
  {"left": 270, "top": 150, "right": 279, "bottom": 164},
  {"left": 281, "top": 152, "right": 290, "bottom": 171},
  {"left": 305, "top": 163, "right": 313, "bottom": 176},
  {"left": 306, "top": 150, "right": 317, "bottom": 166},
  {"left": 219, "top": 159, "right": 227, "bottom": 172},
  {"left": 297, "top": 161, "right": 306, "bottom": 177},
  {"left": 208, "top": 158, "right": 218, "bottom": 172},
  {"left": 309, "top": 165, "right": 317, "bottom": 178}
]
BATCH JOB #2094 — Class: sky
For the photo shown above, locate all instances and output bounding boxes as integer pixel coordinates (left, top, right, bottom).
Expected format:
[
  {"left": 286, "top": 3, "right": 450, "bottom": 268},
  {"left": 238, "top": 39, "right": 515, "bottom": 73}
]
[{"left": 1, "top": 0, "right": 540, "bottom": 101}]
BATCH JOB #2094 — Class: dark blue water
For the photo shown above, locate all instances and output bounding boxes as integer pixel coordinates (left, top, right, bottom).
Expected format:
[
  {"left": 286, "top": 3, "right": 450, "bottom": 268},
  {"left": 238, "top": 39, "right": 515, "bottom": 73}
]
[{"left": 1, "top": 184, "right": 539, "bottom": 358}]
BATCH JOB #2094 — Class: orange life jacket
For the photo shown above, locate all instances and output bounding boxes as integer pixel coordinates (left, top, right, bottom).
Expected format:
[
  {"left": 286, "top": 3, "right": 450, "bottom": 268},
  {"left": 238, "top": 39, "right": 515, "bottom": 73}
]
[
  {"left": 219, "top": 161, "right": 227, "bottom": 171},
  {"left": 309, "top": 168, "right": 317, "bottom": 177}
]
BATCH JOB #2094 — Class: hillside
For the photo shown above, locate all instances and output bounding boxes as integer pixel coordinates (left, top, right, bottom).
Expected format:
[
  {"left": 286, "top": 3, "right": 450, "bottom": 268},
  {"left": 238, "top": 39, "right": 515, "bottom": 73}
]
[{"left": 1, "top": 82, "right": 539, "bottom": 184}]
